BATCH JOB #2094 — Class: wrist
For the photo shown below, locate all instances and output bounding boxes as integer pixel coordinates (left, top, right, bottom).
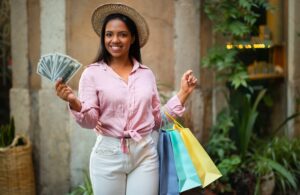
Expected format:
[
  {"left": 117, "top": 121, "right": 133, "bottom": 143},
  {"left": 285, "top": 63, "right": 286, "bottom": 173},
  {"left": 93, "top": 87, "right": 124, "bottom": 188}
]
[
  {"left": 69, "top": 98, "right": 82, "bottom": 112},
  {"left": 177, "top": 90, "right": 190, "bottom": 105},
  {"left": 178, "top": 89, "right": 190, "bottom": 97}
]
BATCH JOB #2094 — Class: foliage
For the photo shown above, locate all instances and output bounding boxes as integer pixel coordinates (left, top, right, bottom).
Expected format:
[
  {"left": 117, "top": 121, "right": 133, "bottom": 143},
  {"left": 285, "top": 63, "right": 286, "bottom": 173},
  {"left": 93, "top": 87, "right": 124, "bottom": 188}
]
[
  {"left": 204, "top": 0, "right": 271, "bottom": 38},
  {"left": 229, "top": 89, "right": 266, "bottom": 159},
  {"left": 206, "top": 107, "right": 300, "bottom": 194},
  {"left": 206, "top": 108, "right": 241, "bottom": 193},
  {"left": 202, "top": 0, "right": 270, "bottom": 89},
  {"left": 206, "top": 108, "right": 235, "bottom": 162},
  {"left": 206, "top": 89, "right": 266, "bottom": 193},
  {"left": 69, "top": 171, "right": 93, "bottom": 195},
  {"left": 0, "top": 117, "right": 15, "bottom": 147},
  {"left": 263, "top": 137, "right": 300, "bottom": 193},
  {"left": 202, "top": 1, "right": 300, "bottom": 194},
  {"left": 202, "top": 46, "right": 248, "bottom": 89}
]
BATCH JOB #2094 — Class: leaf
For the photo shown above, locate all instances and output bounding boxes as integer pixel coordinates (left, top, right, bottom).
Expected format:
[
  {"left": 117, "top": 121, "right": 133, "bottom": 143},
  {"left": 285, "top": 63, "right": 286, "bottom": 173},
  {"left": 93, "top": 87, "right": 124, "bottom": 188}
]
[
  {"left": 239, "top": 0, "right": 252, "bottom": 9},
  {"left": 262, "top": 157, "right": 297, "bottom": 190}
]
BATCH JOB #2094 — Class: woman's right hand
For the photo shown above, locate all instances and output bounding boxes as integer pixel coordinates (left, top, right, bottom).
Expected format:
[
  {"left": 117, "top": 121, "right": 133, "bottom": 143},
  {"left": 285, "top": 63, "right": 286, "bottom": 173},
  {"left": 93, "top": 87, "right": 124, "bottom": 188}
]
[
  {"left": 55, "top": 79, "right": 76, "bottom": 102},
  {"left": 55, "top": 79, "right": 82, "bottom": 112}
]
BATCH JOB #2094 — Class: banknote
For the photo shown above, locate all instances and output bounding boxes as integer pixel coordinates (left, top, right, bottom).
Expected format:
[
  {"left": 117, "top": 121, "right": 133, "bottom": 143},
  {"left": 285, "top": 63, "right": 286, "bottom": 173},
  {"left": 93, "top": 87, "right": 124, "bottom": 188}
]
[{"left": 37, "top": 52, "right": 82, "bottom": 83}]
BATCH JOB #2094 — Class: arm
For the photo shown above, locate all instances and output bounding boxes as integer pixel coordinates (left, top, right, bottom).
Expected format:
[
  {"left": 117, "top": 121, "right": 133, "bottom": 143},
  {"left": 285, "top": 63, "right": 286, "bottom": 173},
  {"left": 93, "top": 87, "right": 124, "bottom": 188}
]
[
  {"left": 152, "top": 70, "right": 197, "bottom": 130},
  {"left": 55, "top": 70, "right": 100, "bottom": 129}
]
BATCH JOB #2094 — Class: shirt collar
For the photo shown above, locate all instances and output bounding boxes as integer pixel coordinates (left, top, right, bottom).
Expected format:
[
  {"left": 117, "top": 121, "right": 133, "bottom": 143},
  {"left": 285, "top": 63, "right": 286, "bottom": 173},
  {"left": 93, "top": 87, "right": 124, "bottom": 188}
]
[
  {"left": 97, "top": 58, "right": 148, "bottom": 71},
  {"left": 131, "top": 58, "right": 148, "bottom": 73}
]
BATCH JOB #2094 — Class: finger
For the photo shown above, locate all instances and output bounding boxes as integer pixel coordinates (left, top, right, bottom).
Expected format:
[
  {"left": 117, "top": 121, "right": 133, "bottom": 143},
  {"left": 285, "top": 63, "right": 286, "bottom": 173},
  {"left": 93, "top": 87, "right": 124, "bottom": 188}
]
[
  {"left": 188, "top": 75, "right": 194, "bottom": 83},
  {"left": 95, "top": 121, "right": 102, "bottom": 130},
  {"left": 62, "top": 88, "right": 72, "bottom": 99},
  {"left": 55, "top": 78, "right": 63, "bottom": 90},
  {"left": 56, "top": 83, "right": 66, "bottom": 93},
  {"left": 183, "top": 70, "right": 193, "bottom": 80},
  {"left": 192, "top": 77, "right": 197, "bottom": 83},
  {"left": 56, "top": 85, "right": 65, "bottom": 96},
  {"left": 60, "top": 89, "right": 67, "bottom": 99},
  {"left": 190, "top": 78, "right": 197, "bottom": 86}
]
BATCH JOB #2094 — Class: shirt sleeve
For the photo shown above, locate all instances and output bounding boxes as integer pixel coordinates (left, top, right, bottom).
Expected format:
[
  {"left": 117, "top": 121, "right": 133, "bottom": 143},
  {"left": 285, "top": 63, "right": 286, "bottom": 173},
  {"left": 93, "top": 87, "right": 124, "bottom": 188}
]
[
  {"left": 152, "top": 78, "right": 185, "bottom": 130},
  {"left": 69, "top": 69, "right": 100, "bottom": 129}
]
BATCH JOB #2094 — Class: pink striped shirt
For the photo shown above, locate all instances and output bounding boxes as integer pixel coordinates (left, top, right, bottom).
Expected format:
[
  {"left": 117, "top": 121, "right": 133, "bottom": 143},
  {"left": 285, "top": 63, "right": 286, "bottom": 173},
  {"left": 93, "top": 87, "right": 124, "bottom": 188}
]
[{"left": 69, "top": 59, "right": 185, "bottom": 142}]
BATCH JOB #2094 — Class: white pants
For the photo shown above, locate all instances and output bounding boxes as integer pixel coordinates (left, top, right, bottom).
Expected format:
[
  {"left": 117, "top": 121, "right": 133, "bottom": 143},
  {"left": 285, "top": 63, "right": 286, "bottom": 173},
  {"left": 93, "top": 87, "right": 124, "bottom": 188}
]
[{"left": 89, "top": 134, "right": 159, "bottom": 195}]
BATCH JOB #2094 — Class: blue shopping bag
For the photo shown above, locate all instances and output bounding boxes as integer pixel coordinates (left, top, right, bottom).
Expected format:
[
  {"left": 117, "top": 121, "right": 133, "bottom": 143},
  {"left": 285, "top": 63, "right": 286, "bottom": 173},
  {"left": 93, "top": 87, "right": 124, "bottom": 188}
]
[
  {"left": 168, "top": 129, "right": 202, "bottom": 192},
  {"left": 158, "top": 129, "right": 180, "bottom": 195}
]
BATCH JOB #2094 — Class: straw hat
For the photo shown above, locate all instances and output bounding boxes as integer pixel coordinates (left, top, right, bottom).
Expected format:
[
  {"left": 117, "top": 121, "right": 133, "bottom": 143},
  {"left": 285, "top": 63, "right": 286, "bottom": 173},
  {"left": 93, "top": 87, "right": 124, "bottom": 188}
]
[{"left": 91, "top": 3, "right": 149, "bottom": 48}]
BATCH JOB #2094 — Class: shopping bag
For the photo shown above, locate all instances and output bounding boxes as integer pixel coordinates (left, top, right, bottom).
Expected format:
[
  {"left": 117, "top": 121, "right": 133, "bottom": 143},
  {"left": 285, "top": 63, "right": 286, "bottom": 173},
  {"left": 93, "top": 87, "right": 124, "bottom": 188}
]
[
  {"left": 168, "top": 129, "right": 202, "bottom": 192},
  {"left": 165, "top": 111, "right": 222, "bottom": 187},
  {"left": 158, "top": 129, "right": 180, "bottom": 195}
]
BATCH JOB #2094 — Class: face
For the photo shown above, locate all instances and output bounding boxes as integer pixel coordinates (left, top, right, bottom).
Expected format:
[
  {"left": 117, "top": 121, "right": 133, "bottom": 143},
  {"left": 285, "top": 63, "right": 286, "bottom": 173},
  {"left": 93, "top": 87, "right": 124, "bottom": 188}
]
[{"left": 104, "top": 19, "right": 134, "bottom": 60}]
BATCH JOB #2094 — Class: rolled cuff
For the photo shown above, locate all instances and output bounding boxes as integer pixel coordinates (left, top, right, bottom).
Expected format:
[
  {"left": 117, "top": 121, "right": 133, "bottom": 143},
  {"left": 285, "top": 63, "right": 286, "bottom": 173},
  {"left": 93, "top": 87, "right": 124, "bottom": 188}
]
[
  {"left": 68, "top": 101, "right": 97, "bottom": 123},
  {"left": 164, "top": 95, "right": 185, "bottom": 117}
]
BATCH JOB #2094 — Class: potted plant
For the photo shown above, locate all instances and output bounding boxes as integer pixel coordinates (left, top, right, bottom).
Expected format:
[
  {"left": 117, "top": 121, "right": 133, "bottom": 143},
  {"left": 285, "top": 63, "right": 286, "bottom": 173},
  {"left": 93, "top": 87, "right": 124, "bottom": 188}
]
[
  {"left": 262, "top": 137, "right": 300, "bottom": 194},
  {"left": 0, "top": 117, "right": 36, "bottom": 195}
]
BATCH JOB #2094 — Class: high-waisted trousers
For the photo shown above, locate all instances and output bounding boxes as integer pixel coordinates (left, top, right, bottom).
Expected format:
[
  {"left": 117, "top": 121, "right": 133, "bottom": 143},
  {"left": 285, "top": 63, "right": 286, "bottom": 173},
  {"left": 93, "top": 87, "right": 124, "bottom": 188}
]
[{"left": 89, "top": 134, "right": 159, "bottom": 195}]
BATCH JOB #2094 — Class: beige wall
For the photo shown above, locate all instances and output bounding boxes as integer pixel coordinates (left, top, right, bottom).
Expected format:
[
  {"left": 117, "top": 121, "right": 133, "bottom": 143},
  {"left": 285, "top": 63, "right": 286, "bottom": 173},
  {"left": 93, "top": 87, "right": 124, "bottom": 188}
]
[
  {"left": 28, "top": 0, "right": 41, "bottom": 90},
  {"left": 67, "top": 0, "right": 175, "bottom": 90}
]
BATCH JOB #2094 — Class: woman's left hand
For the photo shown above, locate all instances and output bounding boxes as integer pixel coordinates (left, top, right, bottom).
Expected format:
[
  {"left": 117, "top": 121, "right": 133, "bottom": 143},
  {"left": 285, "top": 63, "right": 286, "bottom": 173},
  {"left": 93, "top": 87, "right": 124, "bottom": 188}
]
[
  {"left": 177, "top": 70, "right": 198, "bottom": 105},
  {"left": 180, "top": 70, "right": 197, "bottom": 94}
]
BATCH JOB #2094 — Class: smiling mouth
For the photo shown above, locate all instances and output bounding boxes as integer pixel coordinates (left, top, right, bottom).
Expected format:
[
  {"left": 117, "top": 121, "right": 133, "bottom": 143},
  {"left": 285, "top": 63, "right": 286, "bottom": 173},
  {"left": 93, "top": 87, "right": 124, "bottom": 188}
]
[{"left": 110, "top": 45, "right": 123, "bottom": 52}]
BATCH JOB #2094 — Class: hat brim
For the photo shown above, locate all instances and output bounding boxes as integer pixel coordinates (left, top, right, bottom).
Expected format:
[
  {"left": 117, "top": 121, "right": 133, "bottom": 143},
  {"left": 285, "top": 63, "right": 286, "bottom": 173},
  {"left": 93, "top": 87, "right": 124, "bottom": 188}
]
[{"left": 91, "top": 3, "right": 149, "bottom": 48}]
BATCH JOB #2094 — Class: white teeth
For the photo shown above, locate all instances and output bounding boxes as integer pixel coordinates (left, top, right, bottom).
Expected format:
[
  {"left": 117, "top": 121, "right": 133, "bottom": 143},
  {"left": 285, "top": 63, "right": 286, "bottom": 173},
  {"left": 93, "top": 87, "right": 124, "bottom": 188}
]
[{"left": 111, "top": 46, "right": 122, "bottom": 51}]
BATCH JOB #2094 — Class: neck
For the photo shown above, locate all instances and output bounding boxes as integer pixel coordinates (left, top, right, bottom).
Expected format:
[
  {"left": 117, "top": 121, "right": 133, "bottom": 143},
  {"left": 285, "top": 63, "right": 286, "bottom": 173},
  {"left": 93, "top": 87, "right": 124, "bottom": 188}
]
[{"left": 109, "top": 56, "right": 132, "bottom": 68}]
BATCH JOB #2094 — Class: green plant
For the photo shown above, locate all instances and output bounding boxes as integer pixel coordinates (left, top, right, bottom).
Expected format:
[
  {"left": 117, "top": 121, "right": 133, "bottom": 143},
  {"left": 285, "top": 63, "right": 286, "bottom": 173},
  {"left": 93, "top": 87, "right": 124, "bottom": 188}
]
[
  {"left": 249, "top": 150, "right": 297, "bottom": 195},
  {"left": 206, "top": 108, "right": 235, "bottom": 161},
  {"left": 202, "top": 0, "right": 271, "bottom": 89},
  {"left": 229, "top": 89, "right": 266, "bottom": 159},
  {"left": 202, "top": 46, "right": 248, "bottom": 89},
  {"left": 263, "top": 137, "right": 300, "bottom": 193},
  {"left": 205, "top": 88, "right": 267, "bottom": 193},
  {"left": 204, "top": 0, "right": 270, "bottom": 38},
  {"left": 0, "top": 117, "right": 15, "bottom": 147},
  {"left": 206, "top": 108, "right": 241, "bottom": 193},
  {"left": 69, "top": 171, "right": 93, "bottom": 195}
]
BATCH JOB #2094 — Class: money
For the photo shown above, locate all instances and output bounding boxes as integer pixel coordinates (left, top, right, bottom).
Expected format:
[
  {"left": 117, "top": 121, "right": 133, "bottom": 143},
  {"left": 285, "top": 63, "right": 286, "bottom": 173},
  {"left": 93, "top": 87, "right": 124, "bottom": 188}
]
[{"left": 36, "top": 52, "right": 82, "bottom": 83}]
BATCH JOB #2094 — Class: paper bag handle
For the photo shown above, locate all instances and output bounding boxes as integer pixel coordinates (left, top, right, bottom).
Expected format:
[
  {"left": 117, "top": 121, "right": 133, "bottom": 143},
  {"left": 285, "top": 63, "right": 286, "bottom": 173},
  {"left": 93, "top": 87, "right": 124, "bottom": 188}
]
[{"left": 164, "top": 111, "right": 184, "bottom": 129}]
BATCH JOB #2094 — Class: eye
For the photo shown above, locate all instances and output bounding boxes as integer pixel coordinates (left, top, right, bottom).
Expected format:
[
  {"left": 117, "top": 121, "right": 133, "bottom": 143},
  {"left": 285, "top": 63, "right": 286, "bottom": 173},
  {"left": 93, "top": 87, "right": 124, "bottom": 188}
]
[
  {"left": 105, "top": 32, "right": 112, "bottom": 37},
  {"left": 119, "top": 32, "right": 128, "bottom": 38}
]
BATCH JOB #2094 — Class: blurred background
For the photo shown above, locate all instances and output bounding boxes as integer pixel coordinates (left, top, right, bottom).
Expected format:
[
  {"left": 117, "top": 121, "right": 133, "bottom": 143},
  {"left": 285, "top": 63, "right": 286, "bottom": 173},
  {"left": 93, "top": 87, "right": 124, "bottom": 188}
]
[{"left": 0, "top": 0, "right": 300, "bottom": 194}]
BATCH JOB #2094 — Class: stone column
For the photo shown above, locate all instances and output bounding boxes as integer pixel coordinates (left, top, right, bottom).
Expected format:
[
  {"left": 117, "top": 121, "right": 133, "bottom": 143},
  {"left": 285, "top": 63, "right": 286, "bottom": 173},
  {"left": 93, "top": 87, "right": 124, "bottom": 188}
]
[
  {"left": 174, "top": 0, "right": 203, "bottom": 139},
  {"left": 9, "top": 0, "right": 31, "bottom": 135},
  {"left": 288, "top": 0, "right": 300, "bottom": 137},
  {"left": 38, "top": 0, "right": 70, "bottom": 194}
]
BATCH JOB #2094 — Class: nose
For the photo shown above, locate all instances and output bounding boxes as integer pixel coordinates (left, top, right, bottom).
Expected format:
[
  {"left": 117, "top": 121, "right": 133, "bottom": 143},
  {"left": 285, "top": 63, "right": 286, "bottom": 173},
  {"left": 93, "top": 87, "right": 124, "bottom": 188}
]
[{"left": 112, "top": 35, "right": 120, "bottom": 43}]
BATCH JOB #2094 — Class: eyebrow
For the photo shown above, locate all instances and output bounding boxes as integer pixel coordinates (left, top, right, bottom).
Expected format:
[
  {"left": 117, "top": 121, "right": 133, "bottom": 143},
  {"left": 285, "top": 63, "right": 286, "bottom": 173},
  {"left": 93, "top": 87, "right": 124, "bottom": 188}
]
[{"left": 105, "top": 30, "right": 129, "bottom": 33}]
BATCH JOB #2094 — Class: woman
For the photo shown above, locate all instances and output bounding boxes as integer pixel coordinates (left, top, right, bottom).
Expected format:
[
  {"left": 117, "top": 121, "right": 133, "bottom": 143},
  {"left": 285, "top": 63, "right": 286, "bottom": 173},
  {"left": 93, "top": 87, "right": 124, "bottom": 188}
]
[{"left": 55, "top": 3, "right": 197, "bottom": 195}]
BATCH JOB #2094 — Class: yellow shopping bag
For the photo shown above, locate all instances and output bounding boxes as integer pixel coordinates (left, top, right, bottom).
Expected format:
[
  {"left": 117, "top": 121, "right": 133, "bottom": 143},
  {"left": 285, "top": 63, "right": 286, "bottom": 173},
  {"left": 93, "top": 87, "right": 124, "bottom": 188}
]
[{"left": 165, "top": 112, "right": 222, "bottom": 187}]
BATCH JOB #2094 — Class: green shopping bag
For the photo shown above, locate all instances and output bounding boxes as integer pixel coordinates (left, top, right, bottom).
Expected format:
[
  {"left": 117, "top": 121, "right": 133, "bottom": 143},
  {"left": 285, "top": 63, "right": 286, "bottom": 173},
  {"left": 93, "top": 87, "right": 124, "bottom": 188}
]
[{"left": 167, "top": 129, "right": 202, "bottom": 192}]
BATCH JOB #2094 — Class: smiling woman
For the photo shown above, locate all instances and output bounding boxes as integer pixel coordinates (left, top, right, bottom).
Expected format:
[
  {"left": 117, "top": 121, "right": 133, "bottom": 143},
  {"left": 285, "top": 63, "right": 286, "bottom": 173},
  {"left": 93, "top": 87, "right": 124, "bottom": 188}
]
[
  {"left": 104, "top": 16, "right": 135, "bottom": 59},
  {"left": 54, "top": 3, "right": 197, "bottom": 195}
]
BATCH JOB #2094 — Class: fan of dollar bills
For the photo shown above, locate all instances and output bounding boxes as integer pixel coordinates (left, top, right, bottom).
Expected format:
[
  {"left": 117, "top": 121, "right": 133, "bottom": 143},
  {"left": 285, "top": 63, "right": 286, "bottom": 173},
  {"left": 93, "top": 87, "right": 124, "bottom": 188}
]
[{"left": 36, "top": 52, "right": 82, "bottom": 83}]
